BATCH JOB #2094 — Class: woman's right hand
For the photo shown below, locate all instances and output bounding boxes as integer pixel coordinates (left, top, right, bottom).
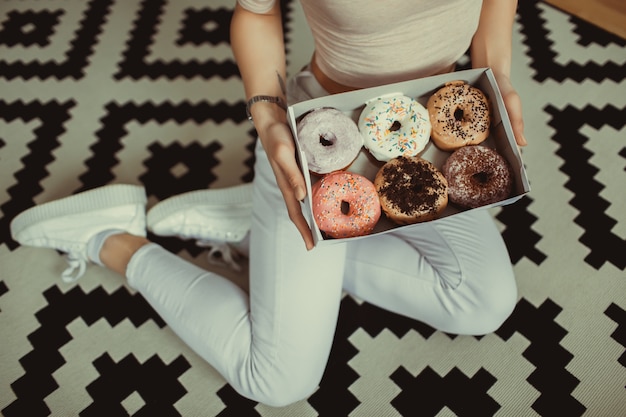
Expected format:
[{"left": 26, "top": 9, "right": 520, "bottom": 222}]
[
  {"left": 230, "top": 3, "right": 313, "bottom": 248},
  {"left": 258, "top": 120, "right": 315, "bottom": 251}
]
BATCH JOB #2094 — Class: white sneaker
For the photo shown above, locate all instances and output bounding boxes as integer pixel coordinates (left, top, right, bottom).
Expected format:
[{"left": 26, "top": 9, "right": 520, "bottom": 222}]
[
  {"left": 10, "top": 184, "right": 147, "bottom": 282},
  {"left": 147, "top": 183, "right": 253, "bottom": 271}
]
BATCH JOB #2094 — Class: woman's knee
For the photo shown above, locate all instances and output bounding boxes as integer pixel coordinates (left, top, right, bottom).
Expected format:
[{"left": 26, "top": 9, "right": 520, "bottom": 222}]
[
  {"left": 456, "top": 275, "right": 518, "bottom": 335},
  {"left": 241, "top": 367, "right": 322, "bottom": 407}
]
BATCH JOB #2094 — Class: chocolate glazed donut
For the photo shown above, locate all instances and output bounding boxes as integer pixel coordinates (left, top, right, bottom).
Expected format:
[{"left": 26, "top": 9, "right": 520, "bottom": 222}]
[
  {"left": 375, "top": 156, "right": 448, "bottom": 224},
  {"left": 442, "top": 145, "right": 513, "bottom": 208}
]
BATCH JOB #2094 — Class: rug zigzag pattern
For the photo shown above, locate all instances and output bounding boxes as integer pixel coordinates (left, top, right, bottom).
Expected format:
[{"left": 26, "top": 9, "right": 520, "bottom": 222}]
[{"left": 0, "top": 0, "right": 625, "bottom": 415}]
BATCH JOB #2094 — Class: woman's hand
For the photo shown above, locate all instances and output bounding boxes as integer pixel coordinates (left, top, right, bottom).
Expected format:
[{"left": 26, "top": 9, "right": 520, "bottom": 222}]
[
  {"left": 230, "top": 2, "right": 313, "bottom": 247},
  {"left": 259, "top": 120, "right": 315, "bottom": 251},
  {"left": 493, "top": 72, "right": 527, "bottom": 147},
  {"left": 471, "top": 0, "right": 524, "bottom": 146}
]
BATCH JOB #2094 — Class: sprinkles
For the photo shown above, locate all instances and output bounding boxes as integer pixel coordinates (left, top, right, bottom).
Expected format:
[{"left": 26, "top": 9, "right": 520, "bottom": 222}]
[
  {"left": 358, "top": 95, "right": 431, "bottom": 162},
  {"left": 426, "top": 81, "right": 491, "bottom": 151},
  {"left": 311, "top": 171, "right": 382, "bottom": 239}
]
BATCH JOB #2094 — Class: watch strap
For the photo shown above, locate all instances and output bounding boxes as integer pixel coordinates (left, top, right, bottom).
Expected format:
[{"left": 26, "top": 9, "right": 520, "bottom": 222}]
[{"left": 246, "top": 95, "right": 287, "bottom": 123}]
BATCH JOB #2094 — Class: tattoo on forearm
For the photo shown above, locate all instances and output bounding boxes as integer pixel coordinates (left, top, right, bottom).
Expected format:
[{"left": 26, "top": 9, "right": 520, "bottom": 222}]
[{"left": 277, "top": 72, "right": 286, "bottom": 95}]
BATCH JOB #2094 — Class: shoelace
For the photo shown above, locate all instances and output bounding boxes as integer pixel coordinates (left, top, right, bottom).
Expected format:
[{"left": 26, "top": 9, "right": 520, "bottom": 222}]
[
  {"left": 62, "top": 253, "right": 87, "bottom": 283},
  {"left": 195, "top": 240, "right": 244, "bottom": 272}
]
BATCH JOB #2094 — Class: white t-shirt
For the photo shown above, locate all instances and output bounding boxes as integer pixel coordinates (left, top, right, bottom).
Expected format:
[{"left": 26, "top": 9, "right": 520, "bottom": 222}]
[{"left": 237, "top": 0, "right": 482, "bottom": 88}]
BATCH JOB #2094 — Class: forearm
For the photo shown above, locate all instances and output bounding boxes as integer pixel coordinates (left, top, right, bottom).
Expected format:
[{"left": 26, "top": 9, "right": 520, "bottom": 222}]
[
  {"left": 471, "top": 0, "right": 527, "bottom": 146},
  {"left": 230, "top": 3, "right": 288, "bottom": 132},
  {"left": 470, "top": 0, "right": 518, "bottom": 77}
]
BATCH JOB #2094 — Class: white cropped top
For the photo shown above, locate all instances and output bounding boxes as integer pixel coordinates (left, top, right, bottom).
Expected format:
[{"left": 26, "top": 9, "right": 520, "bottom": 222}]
[{"left": 237, "top": 0, "right": 483, "bottom": 88}]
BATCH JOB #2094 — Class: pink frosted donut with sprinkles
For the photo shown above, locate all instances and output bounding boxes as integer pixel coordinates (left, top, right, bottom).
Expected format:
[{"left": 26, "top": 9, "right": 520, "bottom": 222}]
[
  {"left": 311, "top": 171, "right": 381, "bottom": 239},
  {"left": 358, "top": 94, "right": 431, "bottom": 162}
]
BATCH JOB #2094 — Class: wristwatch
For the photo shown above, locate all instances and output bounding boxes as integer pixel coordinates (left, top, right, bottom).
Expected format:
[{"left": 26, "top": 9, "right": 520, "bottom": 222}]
[{"left": 246, "top": 95, "right": 287, "bottom": 124}]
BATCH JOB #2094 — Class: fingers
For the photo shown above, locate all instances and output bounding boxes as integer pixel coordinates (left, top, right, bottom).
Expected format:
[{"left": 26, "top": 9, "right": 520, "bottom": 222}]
[
  {"left": 276, "top": 158, "right": 314, "bottom": 250},
  {"left": 271, "top": 134, "right": 307, "bottom": 201},
  {"left": 266, "top": 130, "right": 315, "bottom": 250},
  {"left": 284, "top": 196, "right": 315, "bottom": 251},
  {"left": 274, "top": 163, "right": 315, "bottom": 250},
  {"left": 494, "top": 74, "right": 527, "bottom": 147},
  {"left": 502, "top": 89, "right": 527, "bottom": 147}
]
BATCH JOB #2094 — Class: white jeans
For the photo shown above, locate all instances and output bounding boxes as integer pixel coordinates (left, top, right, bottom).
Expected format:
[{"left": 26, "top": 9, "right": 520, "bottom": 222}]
[{"left": 126, "top": 69, "right": 517, "bottom": 407}]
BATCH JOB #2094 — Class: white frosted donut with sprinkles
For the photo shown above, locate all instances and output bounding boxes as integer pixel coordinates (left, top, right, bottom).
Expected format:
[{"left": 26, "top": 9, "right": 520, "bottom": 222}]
[{"left": 358, "top": 95, "right": 431, "bottom": 162}]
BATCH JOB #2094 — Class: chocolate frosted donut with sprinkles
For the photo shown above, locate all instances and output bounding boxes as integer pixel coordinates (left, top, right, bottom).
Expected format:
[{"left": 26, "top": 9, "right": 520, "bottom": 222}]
[
  {"left": 427, "top": 81, "right": 491, "bottom": 151},
  {"left": 442, "top": 145, "right": 513, "bottom": 208}
]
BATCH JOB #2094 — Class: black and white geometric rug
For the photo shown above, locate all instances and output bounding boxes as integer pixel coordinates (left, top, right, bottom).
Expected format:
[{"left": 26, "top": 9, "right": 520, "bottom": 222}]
[{"left": 1, "top": 0, "right": 625, "bottom": 415}]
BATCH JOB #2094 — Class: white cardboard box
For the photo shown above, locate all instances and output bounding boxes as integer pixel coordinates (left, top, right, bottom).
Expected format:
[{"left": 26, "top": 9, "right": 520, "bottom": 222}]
[{"left": 287, "top": 68, "right": 531, "bottom": 246}]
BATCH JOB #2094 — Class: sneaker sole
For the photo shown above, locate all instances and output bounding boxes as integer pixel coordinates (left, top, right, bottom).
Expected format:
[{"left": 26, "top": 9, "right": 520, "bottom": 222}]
[{"left": 10, "top": 184, "right": 147, "bottom": 239}]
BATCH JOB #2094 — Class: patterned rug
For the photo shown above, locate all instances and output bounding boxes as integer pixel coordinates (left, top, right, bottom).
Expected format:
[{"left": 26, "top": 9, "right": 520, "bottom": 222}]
[{"left": 1, "top": 0, "right": 625, "bottom": 415}]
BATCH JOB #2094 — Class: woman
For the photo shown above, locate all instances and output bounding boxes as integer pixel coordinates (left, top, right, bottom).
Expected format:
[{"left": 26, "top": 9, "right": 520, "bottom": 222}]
[
  {"left": 11, "top": 0, "right": 526, "bottom": 407},
  {"left": 232, "top": 0, "right": 526, "bottom": 250}
]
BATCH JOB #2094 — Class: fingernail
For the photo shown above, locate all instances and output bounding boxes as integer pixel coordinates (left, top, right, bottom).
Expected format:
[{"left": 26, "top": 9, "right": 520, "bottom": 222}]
[{"left": 295, "top": 185, "right": 306, "bottom": 201}]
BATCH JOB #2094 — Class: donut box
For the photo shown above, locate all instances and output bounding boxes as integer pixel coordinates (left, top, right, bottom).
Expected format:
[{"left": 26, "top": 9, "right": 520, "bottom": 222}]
[{"left": 287, "top": 67, "right": 531, "bottom": 247}]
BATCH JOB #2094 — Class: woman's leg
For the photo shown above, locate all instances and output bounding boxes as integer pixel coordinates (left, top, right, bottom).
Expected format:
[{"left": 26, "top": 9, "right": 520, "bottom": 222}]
[
  {"left": 85, "top": 68, "right": 347, "bottom": 406},
  {"left": 11, "top": 165, "right": 346, "bottom": 406},
  {"left": 342, "top": 209, "right": 517, "bottom": 335},
  {"left": 286, "top": 68, "right": 517, "bottom": 336},
  {"left": 121, "top": 142, "right": 347, "bottom": 407},
  {"left": 99, "top": 233, "right": 148, "bottom": 276}
]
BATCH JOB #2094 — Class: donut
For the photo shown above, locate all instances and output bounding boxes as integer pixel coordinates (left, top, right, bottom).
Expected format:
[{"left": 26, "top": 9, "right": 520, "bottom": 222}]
[
  {"left": 427, "top": 80, "right": 491, "bottom": 151},
  {"left": 296, "top": 107, "right": 363, "bottom": 175},
  {"left": 442, "top": 145, "right": 513, "bottom": 208},
  {"left": 311, "top": 171, "right": 381, "bottom": 238},
  {"left": 358, "top": 94, "right": 431, "bottom": 162},
  {"left": 374, "top": 156, "right": 448, "bottom": 224}
]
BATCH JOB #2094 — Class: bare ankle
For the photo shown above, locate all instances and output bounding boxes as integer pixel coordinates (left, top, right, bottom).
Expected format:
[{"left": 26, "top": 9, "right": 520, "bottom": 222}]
[{"left": 100, "top": 233, "right": 150, "bottom": 276}]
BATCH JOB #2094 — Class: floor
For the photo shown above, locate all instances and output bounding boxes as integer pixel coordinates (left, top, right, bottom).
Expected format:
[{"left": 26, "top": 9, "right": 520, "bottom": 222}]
[
  {"left": 545, "top": 0, "right": 626, "bottom": 38},
  {"left": 1, "top": 1, "right": 625, "bottom": 416}
]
